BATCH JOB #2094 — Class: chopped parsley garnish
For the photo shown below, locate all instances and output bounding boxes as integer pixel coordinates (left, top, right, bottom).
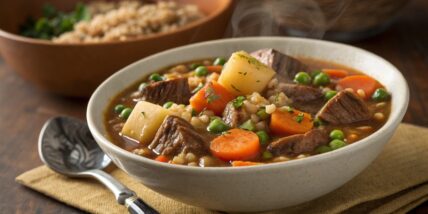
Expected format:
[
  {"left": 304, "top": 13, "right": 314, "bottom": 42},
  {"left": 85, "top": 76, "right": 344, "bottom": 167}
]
[
  {"left": 192, "top": 82, "right": 204, "bottom": 94},
  {"left": 141, "top": 111, "right": 146, "bottom": 117},
  {"left": 296, "top": 113, "right": 304, "bottom": 123},
  {"left": 231, "top": 84, "right": 241, "bottom": 92},
  {"left": 205, "top": 84, "right": 220, "bottom": 103},
  {"left": 285, "top": 106, "right": 294, "bottom": 113},
  {"left": 232, "top": 96, "right": 246, "bottom": 109},
  {"left": 256, "top": 80, "right": 261, "bottom": 83},
  {"left": 235, "top": 51, "right": 268, "bottom": 70}
]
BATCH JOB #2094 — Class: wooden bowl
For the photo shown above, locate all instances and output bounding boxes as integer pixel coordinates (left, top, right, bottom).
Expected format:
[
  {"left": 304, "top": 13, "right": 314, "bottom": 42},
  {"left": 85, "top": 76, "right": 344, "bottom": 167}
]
[{"left": 0, "top": 0, "right": 233, "bottom": 97}]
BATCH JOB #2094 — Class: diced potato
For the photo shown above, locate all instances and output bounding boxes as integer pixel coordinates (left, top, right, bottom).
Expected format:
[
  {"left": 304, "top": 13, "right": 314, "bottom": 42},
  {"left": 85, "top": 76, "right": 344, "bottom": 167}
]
[
  {"left": 218, "top": 51, "right": 276, "bottom": 95},
  {"left": 121, "top": 101, "right": 171, "bottom": 144}
]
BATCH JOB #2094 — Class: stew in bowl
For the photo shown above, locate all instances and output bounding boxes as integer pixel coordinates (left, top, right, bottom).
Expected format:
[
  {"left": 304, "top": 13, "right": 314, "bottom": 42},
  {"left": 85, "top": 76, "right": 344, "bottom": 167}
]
[{"left": 105, "top": 48, "right": 391, "bottom": 167}]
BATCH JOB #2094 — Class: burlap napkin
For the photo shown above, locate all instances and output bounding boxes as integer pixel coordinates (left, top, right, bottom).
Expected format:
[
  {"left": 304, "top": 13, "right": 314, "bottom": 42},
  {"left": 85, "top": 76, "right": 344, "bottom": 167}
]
[{"left": 16, "top": 123, "right": 428, "bottom": 214}]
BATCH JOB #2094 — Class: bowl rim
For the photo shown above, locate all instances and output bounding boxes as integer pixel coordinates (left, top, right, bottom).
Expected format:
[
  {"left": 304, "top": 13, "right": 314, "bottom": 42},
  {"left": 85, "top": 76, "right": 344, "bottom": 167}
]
[
  {"left": 0, "top": 0, "right": 232, "bottom": 46},
  {"left": 87, "top": 36, "right": 409, "bottom": 174}
]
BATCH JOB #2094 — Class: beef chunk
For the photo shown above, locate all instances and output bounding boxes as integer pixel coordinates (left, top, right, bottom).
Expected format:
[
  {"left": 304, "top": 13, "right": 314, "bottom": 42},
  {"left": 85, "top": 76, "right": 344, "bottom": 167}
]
[
  {"left": 268, "top": 135, "right": 304, "bottom": 156},
  {"left": 316, "top": 91, "right": 371, "bottom": 124},
  {"left": 140, "top": 78, "right": 191, "bottom": 105},
  {"left": 281, "top": 83, "right": 323, "bottom": 103},
  {"left": 293, "top": 129, "right": 329, "bottom": 154},
  {"left": 148, "top": 115, "right": 208, "bottom": 156},
  {"left": 280, "top": 83, "right": 325, "bottom": 115},
  {"left": 222, "top": 102, "right": 239, "bottom": 128},
  {"left": 251, "top": 48, "right": 308, "bottom": 82},
  {"left": 292, "top": 100, "right": 325, "bottom": 116},
  {"left": 267, "top": 129, "right": 329, "bottom": 156}
]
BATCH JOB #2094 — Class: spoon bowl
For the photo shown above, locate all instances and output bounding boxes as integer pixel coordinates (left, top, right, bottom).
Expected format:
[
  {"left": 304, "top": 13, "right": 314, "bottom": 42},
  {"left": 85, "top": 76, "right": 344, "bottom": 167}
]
[{"left": 38, "top": 116, "right": 111, "bottom": 176}]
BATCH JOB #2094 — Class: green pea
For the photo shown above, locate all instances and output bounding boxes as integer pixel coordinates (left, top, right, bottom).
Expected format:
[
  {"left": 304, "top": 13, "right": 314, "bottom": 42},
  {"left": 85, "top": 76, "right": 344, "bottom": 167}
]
[
  {"left": 207, "top": 118, "right": 230, "bottom": 134},
  {"left": 329, "top": 129, "right": 345, "bottom": 140},
  {"left": 210, "top": 116, "right": 222, "bottom": 122},
  {"left": 163, "top": 101, "right": 174, "bottom": 109},
  {"left": 262, "top": 151, "right": 273, "bottom": 159},
  {"left": 213, "top": 57, "right": 226, "bottom": 66},
  {"left": 256, "top": 108, "right": 269, "bottom": 120},
  {"left": 190, "top": 63, "right": 201, "bottom": 70},
  {"left": 316, "top": 145, "right": 333, "bottom": 154},
  {"left": 195, "top": 66, "right": 208, "bottom": 77},
  {"left": 313, "top": 72, "right": 330, "bottom": 86},
  {"left": 232, "top": 96, "right": 246, "bottom": 109},
  {"left": 119, "top": 108, "right": 133, "bottom": 119},
  {"left": 294, "top": 71, "right": 312, "bottom": 85},
  {"left": 138, "top": 82, "right": 148, "bottom": 91},
  {"left": 256, "top": 131, "right": 270, "bottom": 145},
  {"left": 239, "top": 119, "right": 256, "bottom": 131},
  {"left": 329, "top": 139, "right": 347, "bottom": 150},
  {"left": 149, "top": 73, "right": 163, "bottom": 82},
  {"left": 114, "top": 104, "right": 125, "bottom": 113},
  {"left": 325, "top": 90, "right": 337, "bottom": 100},
  {"left": 372, "top": 88, "right": 390, "bottom": 102}
]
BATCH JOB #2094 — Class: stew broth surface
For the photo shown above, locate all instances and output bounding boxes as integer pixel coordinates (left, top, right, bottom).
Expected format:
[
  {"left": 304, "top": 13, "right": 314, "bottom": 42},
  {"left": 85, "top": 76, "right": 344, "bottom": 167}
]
[{"left": 104, "top": 55, "right": 391, "bottom": 167}]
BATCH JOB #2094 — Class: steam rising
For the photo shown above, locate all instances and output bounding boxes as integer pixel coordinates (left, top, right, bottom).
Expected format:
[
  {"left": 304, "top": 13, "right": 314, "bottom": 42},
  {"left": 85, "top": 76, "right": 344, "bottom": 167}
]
[{"left": 228, "top": 0, "right": 351, "bottom": 39}]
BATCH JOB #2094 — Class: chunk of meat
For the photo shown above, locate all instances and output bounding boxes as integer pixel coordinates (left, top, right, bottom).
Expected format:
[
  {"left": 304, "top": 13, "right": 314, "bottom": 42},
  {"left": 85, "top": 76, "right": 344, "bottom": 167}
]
[
  {"left": 281, "top": 84, "right": 323, "bottom": 102},
  {"left": 291, "top": 100, "right": 325, "bottom": 116},
  {"left": 293, "top": 128, "right": 329, "bottom": 154},
  {"left": 267, "top": 129, "right": 329, "bottom": 156},
  {"left": 251, "top": 48, "right": 308, "bottom": 82},
  {"left": 280, "top": 83, "right": 325, "bottom": 115},
  {"left": 317, "top": 90, "right": 371, "bottom": 124},
  {"left": 148, "top": 115, "right": 208, "bottom": 156},
  {"left": 139, "top": 78, "right": 192, "bottom": 105},
  {"left": 222, "top": 102, "right": 239, "bottom": 128}
]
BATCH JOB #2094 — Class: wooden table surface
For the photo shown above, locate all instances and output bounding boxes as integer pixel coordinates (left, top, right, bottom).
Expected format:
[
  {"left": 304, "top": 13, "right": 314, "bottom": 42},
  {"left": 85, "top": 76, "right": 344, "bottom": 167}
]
[{"left": 1, "top": 0, "right": 427, "bottom": 213}]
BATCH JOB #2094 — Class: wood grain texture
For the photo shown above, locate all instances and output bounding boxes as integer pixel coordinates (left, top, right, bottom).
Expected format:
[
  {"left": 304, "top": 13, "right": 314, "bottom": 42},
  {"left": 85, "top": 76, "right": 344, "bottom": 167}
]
[{"left": 0, "top": 0, "right": 427, "bottom": 213}]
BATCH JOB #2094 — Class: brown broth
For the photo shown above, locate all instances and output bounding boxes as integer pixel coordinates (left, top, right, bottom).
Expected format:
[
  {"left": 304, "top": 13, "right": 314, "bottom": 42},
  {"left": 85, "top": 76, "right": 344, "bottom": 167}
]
[{"left": 104, "top": 57, "right": 391, "bottom": 166}]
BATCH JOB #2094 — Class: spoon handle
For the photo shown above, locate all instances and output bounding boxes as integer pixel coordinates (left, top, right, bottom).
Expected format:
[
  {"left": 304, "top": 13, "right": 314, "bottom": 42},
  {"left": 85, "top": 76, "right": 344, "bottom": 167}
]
[
  {"left": 83, "top": 169, "right": 159, "bottom": 213},
  {"left": 125, "top": 196, "right": 159, "bottom": 214}
]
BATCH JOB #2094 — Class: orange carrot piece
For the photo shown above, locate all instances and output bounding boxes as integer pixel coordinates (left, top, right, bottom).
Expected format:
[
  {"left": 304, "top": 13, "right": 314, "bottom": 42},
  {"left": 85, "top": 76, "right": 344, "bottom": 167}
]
[
  {"left": 155, "top": 155, "right": 169, "bottom": 163},
  {"left": 232, "top": 161, "right": 262, "bottom": 167},
  {"left": 322, "top": 69, "right": 348, "bottom": 79},
  {"left": 337, "top": 75, "right": 380, "bottom": 97},
  {"left": 206, "top": 65, "right": 223, "bottom": 73},
  {"left": 189, "top": 81, "right": 235, "bottom": 115},
  {"left": 210, "top": 129, "right": 260, "bottom": 161},
  {"left": 270, "top": 108, "right": 313, "bottom": 136}
]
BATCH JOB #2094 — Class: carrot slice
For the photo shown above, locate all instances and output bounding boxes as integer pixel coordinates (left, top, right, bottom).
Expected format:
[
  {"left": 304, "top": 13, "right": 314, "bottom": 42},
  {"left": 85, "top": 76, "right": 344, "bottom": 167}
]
[
  {"left": 155, "top": 155, "right": 169, "bottom": 163},
  {"left": 232, "top": 161, "right": 262, "bottom": 167},
  {"left": 210, "top": 129, "right": 260, "bottom": 161},
  {"left": 189, "top": 81, "right": 235, "bottom": 115},
  {"left": 270, "top": 108, "right": 313, "bottom": 136},
  {"left": 337, "top": 75, "right": 380, "bottom": 97},
  {"left": 322, "top": 69, "right": 348, "bottom": 79},
  {"left": 206, "top": 65, "right": 223, "bottom": 73}
]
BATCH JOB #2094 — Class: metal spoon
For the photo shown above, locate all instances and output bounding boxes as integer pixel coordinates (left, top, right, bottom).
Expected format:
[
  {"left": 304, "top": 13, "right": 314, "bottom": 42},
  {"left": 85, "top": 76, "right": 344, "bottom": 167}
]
[{"left": 38, "top": 116, "right": 159, "bottom": 214}]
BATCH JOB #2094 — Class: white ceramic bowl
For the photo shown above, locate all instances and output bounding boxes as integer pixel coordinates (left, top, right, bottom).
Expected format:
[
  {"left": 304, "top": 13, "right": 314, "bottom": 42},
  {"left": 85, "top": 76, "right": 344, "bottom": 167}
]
[{"left": 87, "top": 37, "right": 409, "bottom": 212}]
